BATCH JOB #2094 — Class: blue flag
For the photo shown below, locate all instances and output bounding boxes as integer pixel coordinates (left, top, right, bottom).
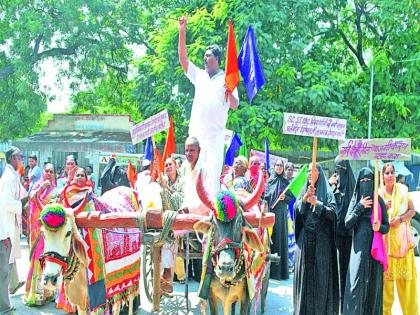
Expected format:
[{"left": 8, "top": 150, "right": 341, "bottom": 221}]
[
  {"left": 238, "top": 26, "right": 265, "bottom": 103},
  {"left": 144, "top": 137, "right": 152, "bottom": 161},
  {"left": 265, "top": 137, "right": 270, "bottom": 175},
  {"left": 224, "top": 133, "right": 243, "bottom": 166}
]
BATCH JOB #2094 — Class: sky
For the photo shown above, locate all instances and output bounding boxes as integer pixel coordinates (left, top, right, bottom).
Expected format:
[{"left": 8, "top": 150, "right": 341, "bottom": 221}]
[{"left": 39, "top": 58, "right": 72, "bottom": 113}]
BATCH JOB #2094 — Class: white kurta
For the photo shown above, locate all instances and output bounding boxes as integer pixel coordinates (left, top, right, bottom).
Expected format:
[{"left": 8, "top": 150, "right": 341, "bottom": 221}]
[
  {"left": 0, "top": 164, "right": 27, "bottom": 263},
  {"left": 186, "top": 62, "right": 239, "bottom": 197}
]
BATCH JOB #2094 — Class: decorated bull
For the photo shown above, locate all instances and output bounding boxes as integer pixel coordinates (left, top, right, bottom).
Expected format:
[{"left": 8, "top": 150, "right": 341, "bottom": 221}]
[
  {"left": 194, "top": 171, "right": 272, "bottom": 315},
  {"left": 40, "top": 186, "right": 141, "bottom": 315}
]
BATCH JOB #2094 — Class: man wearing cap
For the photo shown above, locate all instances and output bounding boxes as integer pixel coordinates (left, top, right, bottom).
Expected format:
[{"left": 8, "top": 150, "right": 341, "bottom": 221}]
[{"left": 0, "top": 146, "right": 26, "bottom": 314}]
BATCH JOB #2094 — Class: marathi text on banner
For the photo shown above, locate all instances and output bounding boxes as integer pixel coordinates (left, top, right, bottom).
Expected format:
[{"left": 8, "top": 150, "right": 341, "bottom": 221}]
[
  {"left": 338, "top": 138, "right": 411, "bottom": 161},
  {"left": 130, "top": 110, "right": 170, "bottom": 145},
  {"left": 282, "top": 113, "right": 347, "bottom": 140}
]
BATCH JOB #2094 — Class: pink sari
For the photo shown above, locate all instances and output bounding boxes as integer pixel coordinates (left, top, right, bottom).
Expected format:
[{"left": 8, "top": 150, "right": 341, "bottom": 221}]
[{"left": 370, "top": 202, "right": 388, "bottom": 271}]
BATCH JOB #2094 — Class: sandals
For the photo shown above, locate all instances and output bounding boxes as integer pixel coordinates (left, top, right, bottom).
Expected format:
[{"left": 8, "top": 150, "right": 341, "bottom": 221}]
[
  {"left": 9, "top": 281, "right": 25, "bottom": 295},
  {"left": 160, "top": 278, "right": 173, "bottom": 294}
]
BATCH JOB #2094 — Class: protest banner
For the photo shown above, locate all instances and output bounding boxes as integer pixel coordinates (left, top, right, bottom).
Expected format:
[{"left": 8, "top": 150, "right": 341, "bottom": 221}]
[
  {"left": 338, "top": 138, "right": 411, "bottom": 161},
  {"left": 250, "top": 149, "right": 287, "bottom": 167},
  {"left": 283, "top": 112, "right": 347, "bottom": 186},
  {"left": 130, "top": 109, "right": 170, "bottom": 145},
  {"left": 283, "top": 112, "right": 347, "bottom": 140},
  {"left": 339, "top": 138, "right": 411, "bottom": 225}
]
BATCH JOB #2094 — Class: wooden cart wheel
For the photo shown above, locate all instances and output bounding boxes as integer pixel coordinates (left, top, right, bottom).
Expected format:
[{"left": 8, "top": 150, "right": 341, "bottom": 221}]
[{"left": 142, "top": 243, "right": 154, "bottom": 303}]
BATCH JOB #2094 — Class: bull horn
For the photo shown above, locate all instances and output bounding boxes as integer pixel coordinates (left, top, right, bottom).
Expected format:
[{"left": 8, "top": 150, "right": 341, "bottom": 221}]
[
  {"left": 243, "top": 170, "right": 265, "bottom": 211},
  {"left": 195, "top": 170, "right": 215, "bottom": 211}
]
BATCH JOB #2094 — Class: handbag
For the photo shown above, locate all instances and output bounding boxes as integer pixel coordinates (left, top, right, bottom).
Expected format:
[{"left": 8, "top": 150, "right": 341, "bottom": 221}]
[{"left": 387, "top": 220, "right": 414, "bottom": 258}]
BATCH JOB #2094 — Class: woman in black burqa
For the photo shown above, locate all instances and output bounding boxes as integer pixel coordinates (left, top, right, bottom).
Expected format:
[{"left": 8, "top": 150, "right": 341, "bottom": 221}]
[
  {"left": 328, "top": 158, "right": 355, "bottom": 310},
  {"left": 342, "top": 167, "right": 389, "bottom": 315},
  {"left": 264, "top": 158, "right": 293, "bottom": 280},
  {"left": 293, "top": 164, "right": 339, "bottom": 315}
]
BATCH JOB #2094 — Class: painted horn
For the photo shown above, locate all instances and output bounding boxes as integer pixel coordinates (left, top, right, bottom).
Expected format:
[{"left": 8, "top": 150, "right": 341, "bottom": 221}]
[
  {"left": 243, "top": 170, "right": 265, "bottom": 211},
  {"left": 195, "top": 170, "right": 215, "bottom": 211}
]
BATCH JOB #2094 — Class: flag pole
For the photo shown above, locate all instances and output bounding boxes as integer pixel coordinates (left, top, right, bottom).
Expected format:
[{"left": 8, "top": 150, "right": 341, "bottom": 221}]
[
  {"left": 271, "top": 184, "right": 291, "bottom": 210},
  {"left": 311, "top": 137, "right": 318, "bottom": 187},
  {"left": 373, "top": 159, "right": 379, "bottom": 230}
]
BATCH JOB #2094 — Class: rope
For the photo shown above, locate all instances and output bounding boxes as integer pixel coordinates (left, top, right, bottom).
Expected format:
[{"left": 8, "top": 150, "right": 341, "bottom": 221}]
[
  {"left": 157, "top": 210, "right": 177, "bottom": 246},
  {"left": 135, "top": 211, "right": 148, "bottom": 235}
]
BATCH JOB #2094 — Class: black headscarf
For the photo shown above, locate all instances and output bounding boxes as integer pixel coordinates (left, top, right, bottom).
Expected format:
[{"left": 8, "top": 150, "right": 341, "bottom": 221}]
[
  {"left": 348, "top": 167, "right": 374, "bottom": 214},
  {"left": 294, "top": 163, "right": 337, "bottom": 236},
  {"left": 333, "top": 157, "right": 356, "bottom": 234},
  {"left": 264, "top": 159, "right": 289, "bottom": 207}
]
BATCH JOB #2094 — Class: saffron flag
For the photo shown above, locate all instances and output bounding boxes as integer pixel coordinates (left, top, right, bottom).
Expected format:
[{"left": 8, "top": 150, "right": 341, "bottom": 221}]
[
  {"left": 163, "top": 116, "right": 176, "bottom": 161},
  {"left": 225, "top": 20, "right": 240, "bottom": 93},
  {"left": 127, "top": 161, "right": 137, "bottom": 188},
  {"left": 288, "top": 164, "right": 308, "bottom": 197},
  {"left": 238, "top": 26, "right": 265, "bottom": 102},
  {"left": 151, "top": 147, "right": 164, "bottom": 181},
  {"left": 265, "top": 137, "right": 270, "bottom": 174},
  {"left": 238, "top": 128, "right": 248, "bottom": 158},
  {"left": 224, "top": 132, "right": 243, "bottom": 166},
  {"left": 144, "top": 137, "right": 152, "bottom": 162}
]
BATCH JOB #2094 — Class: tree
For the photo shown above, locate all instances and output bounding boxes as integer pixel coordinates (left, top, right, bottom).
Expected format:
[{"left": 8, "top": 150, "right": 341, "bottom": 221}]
[{"left": 0, "top": 0, "right": 153, "bottom": 140}]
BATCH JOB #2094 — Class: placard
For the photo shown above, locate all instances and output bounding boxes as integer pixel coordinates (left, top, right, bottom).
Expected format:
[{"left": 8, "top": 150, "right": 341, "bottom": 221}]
[
  {"left": 283, "top": 113, "right": 347, "bottom": 140},
  {"left": 250, "top": 149, "right": 287, "bottom": 167},
  {"left": 130, "top": 110, "right": 170, "bottom": 145},
  {"left": 339, "top": 138, "right": 411, "bottom": 160}
]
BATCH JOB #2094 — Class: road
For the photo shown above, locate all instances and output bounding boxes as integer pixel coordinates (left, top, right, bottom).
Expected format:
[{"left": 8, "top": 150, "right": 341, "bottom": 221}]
[{"left": 10, "top": 237, "right": 419, "bottom": 314}]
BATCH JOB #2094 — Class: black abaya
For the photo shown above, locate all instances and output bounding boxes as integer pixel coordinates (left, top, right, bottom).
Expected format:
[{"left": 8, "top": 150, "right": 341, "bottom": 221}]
[
  {"left": 293, "top": 164, "right": 339, "bottom": 315},
  {"left": 330, "top": 158, "right": 355, "bottom": 311},
  {"left": 342, "top": 168, "right": 389, "bottom": 315},
  {"left": 264, "top": 168, "right": 292, "bottom": 280}
]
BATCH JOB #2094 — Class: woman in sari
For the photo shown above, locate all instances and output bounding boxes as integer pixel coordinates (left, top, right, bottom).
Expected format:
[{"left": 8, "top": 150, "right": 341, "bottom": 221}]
[
  {"left": 24, "top": 163, "right": 58, "bottom": 306},
  {"left": 343, "top": 167, "right": 389, "bottom": 314},
  {"left": 380, "top": 163, "right": 418, "bottom": 315},
  {"left": 264, "top": 158, "right": 293, "bottom": 280},
  {"left": 293, "top": 164, "right": 339, "bottom": 315}
]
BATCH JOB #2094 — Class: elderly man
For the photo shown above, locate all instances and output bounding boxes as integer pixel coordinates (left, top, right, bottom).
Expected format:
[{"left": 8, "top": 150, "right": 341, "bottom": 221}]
[
  {"left": 0, "top": 146, "right": 26, "bottom": 314},
  {"left": 178, "top": 16, "right": 239, "bottom": 198},
  {"left": 180, "top": 136, "right": 209, "bottom": 216}
]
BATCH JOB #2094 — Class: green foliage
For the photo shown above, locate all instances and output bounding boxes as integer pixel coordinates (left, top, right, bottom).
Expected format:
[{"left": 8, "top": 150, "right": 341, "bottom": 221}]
[{"left": 1, "top": 0, "right": 418, "bottom": 150}]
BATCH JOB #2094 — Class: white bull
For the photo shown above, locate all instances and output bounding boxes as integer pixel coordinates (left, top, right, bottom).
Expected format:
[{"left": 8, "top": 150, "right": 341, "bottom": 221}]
[{"left": 41, "top": 206, "right": 90, "bottom": 314}]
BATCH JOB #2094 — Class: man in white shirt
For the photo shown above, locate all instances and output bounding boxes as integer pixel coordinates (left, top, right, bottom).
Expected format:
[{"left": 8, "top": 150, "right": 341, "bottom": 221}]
[
  {"left": 178, "top": 16, "right": 239, "bottom": 198},
  {"left": 0, "top": 146, "right": 25, "bottom": 314},
  {"left": 27, "top": 155, "right": 42, "bottom": 193},
  {"left": 179, "top": 136, "right": 209, "bottom": 216}
]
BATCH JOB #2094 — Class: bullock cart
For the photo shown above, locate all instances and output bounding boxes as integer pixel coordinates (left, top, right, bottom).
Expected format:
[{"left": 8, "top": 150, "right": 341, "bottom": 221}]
[{"left": 75, "top": 209, "right": 275, "bottom": 313}]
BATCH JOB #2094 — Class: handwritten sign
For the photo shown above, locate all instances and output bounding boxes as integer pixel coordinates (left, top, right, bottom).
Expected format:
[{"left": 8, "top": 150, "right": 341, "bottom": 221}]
[
  {"left": 339, "top": 138, "right": 411, "bottom": 160},
  {"left": 283, "top": 113, "right": 347, "bottom": 140},
  {"left": 250, "top": 149, "right": 287, "bottom": 167},
  {"left": 130, "top": 110, "right": 170, "bottom": 145}
]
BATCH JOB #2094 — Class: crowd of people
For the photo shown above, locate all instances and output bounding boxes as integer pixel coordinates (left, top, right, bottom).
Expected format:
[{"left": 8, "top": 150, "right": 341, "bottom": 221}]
[
  {"left": 0, "top": 14, "right": 418, "bottom": 315},
  {"left": 0, "top": 141, "right": 418, "bottom": 315}
]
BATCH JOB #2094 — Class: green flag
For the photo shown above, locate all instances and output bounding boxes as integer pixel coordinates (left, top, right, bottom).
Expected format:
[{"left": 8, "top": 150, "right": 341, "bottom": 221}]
[
  {"left": 289, "top": 164, "right": 308, "bottom": 197},
  {"left": 238, "top": 128, "right": 248, "bottom": 158}
]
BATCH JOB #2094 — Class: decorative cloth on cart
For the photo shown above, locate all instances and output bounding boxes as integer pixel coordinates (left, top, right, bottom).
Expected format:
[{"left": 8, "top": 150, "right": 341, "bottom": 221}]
[{"left": 96, "top": 186, "right": 141, "bottom": 304}]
